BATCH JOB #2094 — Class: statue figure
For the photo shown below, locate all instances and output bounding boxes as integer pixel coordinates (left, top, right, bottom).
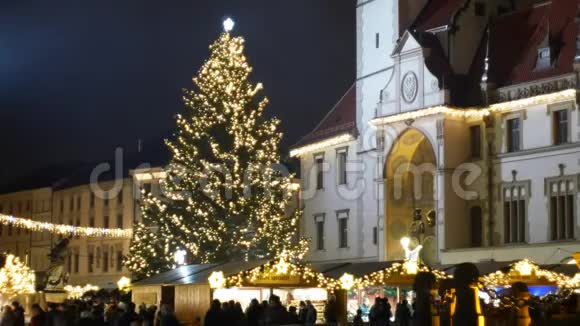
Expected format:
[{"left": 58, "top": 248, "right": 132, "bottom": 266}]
[{"left": 44, "top": 238, "right": 70, "bottom": 291}]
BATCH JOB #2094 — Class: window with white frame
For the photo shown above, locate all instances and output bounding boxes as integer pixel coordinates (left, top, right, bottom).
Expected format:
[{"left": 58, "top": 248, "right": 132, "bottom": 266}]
[
  {"left": 547, "top": 176, "right": 576, "bottom": 241},
  {"left": 315, "top": 214, "right": 325, "bottom": 250},
  {"left": 552, "top": 108, "right": 570, "bottom": 145},
  {"left": 506, "top": 117, "right": 521, "bottom": 152},
  {"left": 337, "top": 210, "right": 349, "bottom": 248},
  {"left": 502, "top": 182, "right": 529, "bottom": 244},
  {"left": 314, "top": 153, "right": 324, "bottom": 190},
  {"left": 337, "top": 148, "right": 348, "bottom": 185}
]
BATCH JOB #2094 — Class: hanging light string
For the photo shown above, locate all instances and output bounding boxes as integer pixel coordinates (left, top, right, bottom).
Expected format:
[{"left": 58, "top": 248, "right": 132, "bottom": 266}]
[{"left": 0, "top": 213, "right": 132, "bottom": 239}]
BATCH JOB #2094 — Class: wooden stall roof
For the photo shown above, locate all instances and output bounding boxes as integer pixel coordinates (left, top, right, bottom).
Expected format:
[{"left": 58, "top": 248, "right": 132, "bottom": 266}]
[
  {"left": 437, "top": 261, "right": 579, "bottom": 277},
  {"left": 316, "top": 261, "right": 401, "bottom": 279},
  {"left": 134, "top": 264, "right": 220, "bottom": 286}
]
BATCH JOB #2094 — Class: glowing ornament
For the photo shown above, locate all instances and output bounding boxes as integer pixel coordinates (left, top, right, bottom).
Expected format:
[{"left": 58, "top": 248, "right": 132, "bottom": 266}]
[
  {"left": 340, "top": 273, "right": 355, "bottom": 290},
  {"left": 117, "top": 276, "right": 131, "bottom": 292},
  {"left": 208, "top": 271, "right": 226, "bottom": 289},
  {"left": 223, "top": 18, "right": 235, "bottom": 32},
  {"left": 274, "top": 256, "right": 289, "bottom": 275},
  {"left": 174, "top": 249, "right": 187, "bottom": 266},
  {"left": 400, "top": 237, "right": 422, "bottom": 275}
]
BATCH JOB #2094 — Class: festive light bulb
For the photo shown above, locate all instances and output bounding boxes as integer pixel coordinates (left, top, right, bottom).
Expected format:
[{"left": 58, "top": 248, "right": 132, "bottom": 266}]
[
  {"left": 208, "top": 271, "right": 226, "bottom": 289},
  {"left": 340, "top": 273, "right": 355, "bottom": 290}
]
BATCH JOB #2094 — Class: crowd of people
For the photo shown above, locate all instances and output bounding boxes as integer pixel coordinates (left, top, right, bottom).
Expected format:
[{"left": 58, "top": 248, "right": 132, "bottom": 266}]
[
  {"left": 204, "top": 295, "right": 320, "bottom": 326},
  {"left": 0, "top": 301, "right": 179, "bottom": 326}
]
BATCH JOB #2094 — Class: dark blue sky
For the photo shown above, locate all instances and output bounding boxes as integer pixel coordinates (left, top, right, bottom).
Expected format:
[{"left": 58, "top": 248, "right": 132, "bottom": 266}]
[{"left": 0, "top": 0, "right": 355, "bottom": 184}]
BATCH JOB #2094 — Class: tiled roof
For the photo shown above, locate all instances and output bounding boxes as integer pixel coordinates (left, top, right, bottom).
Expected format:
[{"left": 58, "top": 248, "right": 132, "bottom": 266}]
[
  {"left": 291, "top": 84, "right": 357, "bottom": 149},
  {"left": 413, "top": 0, "right": 468, "bottom": 31},
  {"left": 489, "top": 1, "right": 579, "bottom": 87}
]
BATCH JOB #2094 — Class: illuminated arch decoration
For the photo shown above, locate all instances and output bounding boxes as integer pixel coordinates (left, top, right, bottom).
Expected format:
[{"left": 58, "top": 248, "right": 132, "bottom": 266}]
[
  {"left": 481, "top": 259, "right": 574, "bottom": 289},
  {"left": 356, "top": 263, "right": 450, "bottom": 289}
]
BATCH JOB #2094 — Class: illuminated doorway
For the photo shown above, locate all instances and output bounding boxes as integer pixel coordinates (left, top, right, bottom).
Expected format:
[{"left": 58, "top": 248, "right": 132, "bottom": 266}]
[{"left": 384, "top": 129, "right": 437, "bottom": 265}]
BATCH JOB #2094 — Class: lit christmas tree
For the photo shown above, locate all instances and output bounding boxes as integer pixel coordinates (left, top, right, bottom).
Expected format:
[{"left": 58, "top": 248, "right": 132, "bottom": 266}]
[
  {"left": 125, "top": 21, "right": 307, "bottom": 279},
  {"left": 0, "top": 254, "right": 36, "bottom": 301}
]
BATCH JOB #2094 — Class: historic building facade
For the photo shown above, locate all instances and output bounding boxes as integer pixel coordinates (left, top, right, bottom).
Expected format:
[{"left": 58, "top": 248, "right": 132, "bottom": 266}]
[{"left": 292, "top": 0, "right": 580, "bottom": 266}]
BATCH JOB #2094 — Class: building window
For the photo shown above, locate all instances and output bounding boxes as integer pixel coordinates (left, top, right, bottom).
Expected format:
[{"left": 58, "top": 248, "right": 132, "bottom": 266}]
[
  {"left": 118, "top": 191, "right": 123, "bottom": 204},
  {"left": 60, "top": 199, "right": 64, "bottom": 213},
  {"left": 103, "top": 251, "right": 109, "bottom": 272},
  {"left": 470, "top": 206, "right": 483, "bottom": 247},
  {"left": 96, "top": 248, "right": 101, "bottom": 268},
  {"left": 375, "top": 33, "right": 380, "bottom": 48},
  {"left": 89, "top": 216, "right": 95, "bottom": 227},
  {"left": 553, "top": 109, "right": 569, "bottom": 145},
  {"left": 506, "top": 117, "right": 521, "bottom": 152},
  {"left": 376, "top": 130, "right": 385, "bottom": 151},
  {"left": 117, "top": 214, "right": 123, "bottom": 229},
  {"left": 104, "top": 193, "right": 109, "bottom": 207},
  {"left": 88, "top": 252, "right": 94, "bottom": 273},
  {"left": 503, "top": 183, "right": 528, "bottom": 244},
  {"left": 103, "top": 215, "right": 109, "bottom": 228},
  {"left": 315, "top": 214, "right": 325, "bottom": 251},
  {"left": 90, "top": 193, "right": 95, "bottom": 208},
  {"left": 372, "top": 227, "right": 378, "bottom": 245},
  {"left": 337, "top": 210, "right": 349, "bottom": 248},
  {"left": 315, "top": 154, "right": 324, "bottom": 190},
  {"left": 67, "top": 253, "right": 72, "bottom": 273},
  {"left": 337, "top": 149, "right": 347, "bottom": 185},
  {"left": 77, "top": 196, "right": 81, "bottom": 211},
  {"left": 548, "top": 177, "right": 576, "bottom": 241},
  {"left": 116, "top": 250, "right": 123, "bottom": 272},
  {"left": 69, "top": 198, "right": 74, "bottom": 211},
  {"left": 470, "top": 125, "right": 482, "bottom": 159},
  {"left": 475, "top": 2, "right": 486, "bottom": 16},
  {"left": 143, "top": 183, "right": 152, "bottom": 195},
  {"left": 73, "top": 252, "right": 79, "bottom": 274}
]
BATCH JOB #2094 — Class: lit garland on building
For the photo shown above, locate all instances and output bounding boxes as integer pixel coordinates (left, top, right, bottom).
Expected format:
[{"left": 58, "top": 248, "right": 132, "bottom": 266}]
[
  {"left": 351, "top": 262, "right": 450, "bottom": 290},
  {"left": 481, "top": 259, "right": 574, "bottom": 289},
  {"left": 370, "top": 89, "right": 577, "bottom": 126},
  {"left": 0, "top": 254, "right": 36, "bottom": 300},
  {"left": 125, "top": 25, "right": 308, "bottom": 278},
  {"left": 0, "top": 214, "right": 132, "bottom": 239},
  {"left": 289, "top": 133, "right": 356, "bottom": 157}
]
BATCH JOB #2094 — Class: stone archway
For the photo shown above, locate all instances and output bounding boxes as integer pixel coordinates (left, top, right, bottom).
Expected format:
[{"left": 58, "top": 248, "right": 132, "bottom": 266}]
[{"left": 384, "top": 128, "right": 437, "bottom": 265}]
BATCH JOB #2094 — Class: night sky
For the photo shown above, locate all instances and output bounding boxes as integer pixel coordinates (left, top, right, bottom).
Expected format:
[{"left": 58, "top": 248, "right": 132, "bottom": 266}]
[{"left": 0, "top": 0, "right": 355, "bottom": 184}]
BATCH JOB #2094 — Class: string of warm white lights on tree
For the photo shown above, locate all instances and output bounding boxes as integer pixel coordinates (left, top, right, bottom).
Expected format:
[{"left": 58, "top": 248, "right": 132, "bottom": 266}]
[
  {"left": 0, "top": 214, "right": 132, "bottom": 239},
  {"left": 124, "top": 20, "right": 308, "bottom": 279},
  {"left": 0, "top": 254, "right": 36, "bottom": 301}
]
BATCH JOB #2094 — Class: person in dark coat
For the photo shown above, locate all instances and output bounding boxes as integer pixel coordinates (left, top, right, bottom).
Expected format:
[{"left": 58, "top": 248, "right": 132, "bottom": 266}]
[
  {"left": 396, "top": 300, "right": 411, "bottom": 326},
  {"left": 264, "top": 295, "right": 288, "bottom": 325},
  {"left": 245, "top": 299, "right": 261, "bottom": 326},
  {"left": 324, "top": 296, "right": 338, "bottom": 325},
  {"left": 304, "top": 301, "right": 317, "bottom": 326},
  {"left": 287, "top": 307, "right": 300, "bottom": 324},
  {"left": 1, "top": 305, "right": 16, "bottom": 326},
  {"left": 30, "top": 304, "right": 46, "bottom": 326},
  {"left": 297, "top": 301, "right": 306, "bottom": 324},
  {"left": 204, "top": 300, "right": 223, "bottom": 326},
  {"left": 353, "top": 309, "right": 364, "bottom": 326},
  {"left": 369, "top": 298, "right": 389, "bottom": 326},
  {"left": 158, "top": 305, "right": 179, "bottom": 326},
  {"left": 10, "top": 302, "right": 24, "bottom": 326},
  {"left": 117, "top": 302, "right": 138, "bottom": 326}
]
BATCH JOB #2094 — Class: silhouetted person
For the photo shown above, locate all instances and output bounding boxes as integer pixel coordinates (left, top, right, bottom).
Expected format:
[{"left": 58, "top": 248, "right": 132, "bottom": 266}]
[
  {"left": 304, "top": 301, "right": 317, "bottom": 326},
  {"left": 264, "top": 295, "right": 288, "bottom": 325},
  {"left": 353, "top": 309, "right": 364, "bottom": 326},
  {"left": 158, "top": 305, "right": 178, "bottom": 326},
  {"left": 204, "top": 300, "right": 223, "bottom": 326},
  {"left": 324, "top": 295, "right": 338, "bottom": 325},
  {"left": 287, "top": 306, "right": 299, "bottom": 324},
  {"left": 245, "top": 299, "right": 261, "bottom": 326},
  {"left": 412, "top": 272, "right": 436, "bottom": 326},
  {"left": 1, "top": 305, "right": 16, "bottom": 326},
  {"left": 10, "top": 302, "right": 24, "bottom": 326},
  {"left": 452, "top": 263, "right": 480, "bottom": 326},
  {"left": 297, "top": 301, "right": 307, "bottom": 324},
  {"left": 30, "top": 304, "right": 46, "bottom": 326},
  {"left": 396, "top": 300, "right": 411, "bottom": 326}
]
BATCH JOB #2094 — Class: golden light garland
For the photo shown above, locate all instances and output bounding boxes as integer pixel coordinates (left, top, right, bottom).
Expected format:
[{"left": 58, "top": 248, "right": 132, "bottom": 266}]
[
  {"left": 0, "top": 214, "right": 132, "bottom": 239},
  {"left": 481, "top": 259, "right": 574, "bottom": 289},
  {"left": 0, "top": 254, "right": 36, "bottom": 300},
  {"left": 370, "top": 89, "right": 577, "bottom": 126},
  {"left": 289, "top": 133, "right": 356, "bottom": 157},
  {"left": 64, "top": 284, "right": 99, "bottom": 299},
  {"left": 353, "top": 263, "right": 450, "bottom": 290}
]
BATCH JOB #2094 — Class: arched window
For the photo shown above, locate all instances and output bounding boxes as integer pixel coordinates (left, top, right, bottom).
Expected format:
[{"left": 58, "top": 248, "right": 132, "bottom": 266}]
[{"left": 470, "top": 206, "right": 483, "bottom": 247}]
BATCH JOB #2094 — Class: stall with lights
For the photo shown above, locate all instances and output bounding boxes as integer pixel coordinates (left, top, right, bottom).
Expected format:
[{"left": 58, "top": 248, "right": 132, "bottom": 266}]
[
  {"left": 132, "top": 257, "right": 343, "bottom": 325},
  {"left": 481, "top": 259, "right": 577, "bottom": 297},
  {"left": 328, "top": 238, "right": 450, "bottom": 323}
]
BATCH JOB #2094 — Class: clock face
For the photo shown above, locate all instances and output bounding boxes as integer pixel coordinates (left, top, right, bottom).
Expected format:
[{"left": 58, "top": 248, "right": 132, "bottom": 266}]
[{"left": 401, "top": 71, "right": 418, "bottom": 104}]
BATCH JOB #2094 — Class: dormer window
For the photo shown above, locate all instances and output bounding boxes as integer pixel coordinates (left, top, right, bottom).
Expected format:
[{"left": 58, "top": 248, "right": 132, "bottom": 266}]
[{"left": 536, "top": 46, "right": 552, "bottom": 69}]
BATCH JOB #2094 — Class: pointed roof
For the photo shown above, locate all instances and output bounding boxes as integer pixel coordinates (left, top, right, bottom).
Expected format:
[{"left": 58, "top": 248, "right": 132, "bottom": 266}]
[
  {"left": 291, "top": 84, "right": 357, "bottom": 149},
  {"left": 488, "top": 1, "right": 578, "bottom": 87},
  {"left": 413, "top": 0, "right": 468, "bottom": 32}
]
